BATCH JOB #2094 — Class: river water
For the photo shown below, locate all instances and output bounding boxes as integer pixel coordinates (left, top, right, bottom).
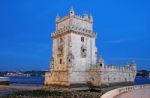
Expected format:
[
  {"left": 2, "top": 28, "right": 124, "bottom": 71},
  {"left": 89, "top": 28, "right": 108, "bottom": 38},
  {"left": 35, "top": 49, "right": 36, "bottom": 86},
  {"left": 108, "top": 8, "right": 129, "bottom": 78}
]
[
  {"left": 9, "top": 76, "right": 150, "bottom": 86},
  {"left": 9, "top": 76, "right": 44, "bottom": 86}
]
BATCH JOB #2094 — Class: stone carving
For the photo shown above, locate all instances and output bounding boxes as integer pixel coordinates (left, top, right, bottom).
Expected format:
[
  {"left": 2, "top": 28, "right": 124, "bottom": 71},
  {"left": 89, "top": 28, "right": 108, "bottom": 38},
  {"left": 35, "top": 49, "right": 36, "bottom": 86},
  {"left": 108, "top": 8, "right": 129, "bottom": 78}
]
[
  {"left": 67, "top": 53, "right": 74, "bottom": 62},
  {"left": 58, "top": 38, "right": 64, "bottom": 56}
]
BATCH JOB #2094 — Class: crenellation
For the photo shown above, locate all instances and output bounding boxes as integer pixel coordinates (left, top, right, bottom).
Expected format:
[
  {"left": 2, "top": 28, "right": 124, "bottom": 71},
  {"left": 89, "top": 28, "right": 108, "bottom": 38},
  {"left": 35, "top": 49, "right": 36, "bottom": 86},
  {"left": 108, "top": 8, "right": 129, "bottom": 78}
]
[{"left": 56, "top": 13, "right": 93, "bottom": 24}]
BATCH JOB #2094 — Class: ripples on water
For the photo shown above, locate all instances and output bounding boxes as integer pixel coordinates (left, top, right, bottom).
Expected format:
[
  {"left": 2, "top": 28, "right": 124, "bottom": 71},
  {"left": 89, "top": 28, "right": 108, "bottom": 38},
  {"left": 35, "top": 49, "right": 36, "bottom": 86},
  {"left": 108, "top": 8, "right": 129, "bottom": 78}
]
[
  {"left": 9, "top": 76, "right": 44, "bottom": 86},
  {"left": 134, "top": 77, "right": 150, "bottom": 85},
  {"left": 9, "top": 76, "right": 150, "bottom": 86}
]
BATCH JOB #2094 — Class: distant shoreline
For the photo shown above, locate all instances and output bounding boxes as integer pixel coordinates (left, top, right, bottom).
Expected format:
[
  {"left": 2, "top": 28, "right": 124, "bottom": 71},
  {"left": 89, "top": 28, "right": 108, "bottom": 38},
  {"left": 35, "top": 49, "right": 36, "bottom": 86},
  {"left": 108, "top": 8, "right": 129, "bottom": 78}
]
[{"left": 0, "top": 70, "right": 150, "bottom": 77}]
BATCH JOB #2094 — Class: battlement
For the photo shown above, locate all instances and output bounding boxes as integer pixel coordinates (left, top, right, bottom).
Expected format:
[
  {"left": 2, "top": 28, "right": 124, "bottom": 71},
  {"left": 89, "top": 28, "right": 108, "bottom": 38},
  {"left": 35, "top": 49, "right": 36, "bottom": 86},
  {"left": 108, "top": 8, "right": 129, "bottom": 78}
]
[
  {"left": 56, "top": 9, "right": 93, "bottom": 23},
  {"left": 91, "top": 63, "right": 136, "bottom": 72},
  {"left": 55, "top": 8, "right": 93, "bottom": 32},
  {"left": 56, "top": 14, "right": 93, "bottom": 23}
]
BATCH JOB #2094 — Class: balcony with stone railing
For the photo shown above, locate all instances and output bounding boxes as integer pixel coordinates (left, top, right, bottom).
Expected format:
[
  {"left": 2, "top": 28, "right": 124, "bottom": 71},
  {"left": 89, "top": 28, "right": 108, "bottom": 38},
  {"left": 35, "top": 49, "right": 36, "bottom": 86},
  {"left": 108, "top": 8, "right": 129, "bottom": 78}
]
[{"left": 51, "top": 25, "right": 96, "bottom": 38}]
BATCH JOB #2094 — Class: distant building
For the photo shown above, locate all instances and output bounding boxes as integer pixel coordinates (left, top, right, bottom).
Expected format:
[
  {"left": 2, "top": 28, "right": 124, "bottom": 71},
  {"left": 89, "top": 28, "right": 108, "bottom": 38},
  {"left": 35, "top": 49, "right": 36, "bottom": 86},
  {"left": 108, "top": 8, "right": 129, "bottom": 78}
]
[
  {"left": 5, "top": 72, "right": 30, "bottom": 77},
  {"left": 45, "top": 8, "right": 137, "bottom": 88}
]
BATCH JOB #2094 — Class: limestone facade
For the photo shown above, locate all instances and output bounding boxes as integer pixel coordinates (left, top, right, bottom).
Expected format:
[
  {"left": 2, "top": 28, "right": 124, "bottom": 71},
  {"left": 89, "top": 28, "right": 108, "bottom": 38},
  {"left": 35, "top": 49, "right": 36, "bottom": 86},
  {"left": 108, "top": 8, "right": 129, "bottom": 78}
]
[
  {"left": 45, "top": 8, "right": 137, "bottom": 88},
  {"left": 89, "top": 59, "right": 137, "bottom": 87}
]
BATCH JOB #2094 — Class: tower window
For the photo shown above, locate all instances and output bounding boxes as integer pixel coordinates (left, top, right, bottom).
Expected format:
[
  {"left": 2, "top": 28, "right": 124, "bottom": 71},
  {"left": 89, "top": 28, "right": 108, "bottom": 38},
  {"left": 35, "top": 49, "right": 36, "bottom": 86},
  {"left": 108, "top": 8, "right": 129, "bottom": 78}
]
[
  {"left": 100, "top": 64, "right": 102, "bottom": 66},
  {"left": 81, "top": 37, "right": 84, "bottom": 42},
  {"left": 82, "top": 49, "right": 84, "bottom": 52},
  {"left": 60, "top": 59, "right": 62, "bottom": 64}
]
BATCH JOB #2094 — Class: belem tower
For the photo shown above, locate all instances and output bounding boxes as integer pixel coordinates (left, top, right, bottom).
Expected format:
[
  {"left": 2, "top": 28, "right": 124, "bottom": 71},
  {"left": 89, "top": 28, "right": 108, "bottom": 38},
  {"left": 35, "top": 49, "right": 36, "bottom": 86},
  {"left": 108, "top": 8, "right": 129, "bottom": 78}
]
[{"left": 45, "top": 8, "right": 137, "bottom": 88}]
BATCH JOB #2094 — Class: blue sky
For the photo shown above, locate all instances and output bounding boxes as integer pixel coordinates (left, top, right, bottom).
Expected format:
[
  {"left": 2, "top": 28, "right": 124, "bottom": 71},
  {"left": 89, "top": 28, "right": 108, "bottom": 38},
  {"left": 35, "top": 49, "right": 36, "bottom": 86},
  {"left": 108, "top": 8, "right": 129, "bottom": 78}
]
[{"left": 0, "top": 0, "right": 150, "bottom": 71}]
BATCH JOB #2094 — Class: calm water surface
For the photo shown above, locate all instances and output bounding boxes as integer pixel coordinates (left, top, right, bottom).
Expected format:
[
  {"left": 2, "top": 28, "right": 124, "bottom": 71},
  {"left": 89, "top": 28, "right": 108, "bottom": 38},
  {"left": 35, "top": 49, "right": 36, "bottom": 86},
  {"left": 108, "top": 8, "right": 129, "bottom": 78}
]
[{"left": 9, "top": 76, "right": 150, "bottom": 86}]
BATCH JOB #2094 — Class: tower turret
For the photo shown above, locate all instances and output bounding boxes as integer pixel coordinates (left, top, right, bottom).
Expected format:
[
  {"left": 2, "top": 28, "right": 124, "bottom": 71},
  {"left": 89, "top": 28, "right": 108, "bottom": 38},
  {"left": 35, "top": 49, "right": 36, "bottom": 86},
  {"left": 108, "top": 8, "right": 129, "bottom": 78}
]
[
  {"left": 69, "top": 7, "right": 75, "bottom": 16},
  {"left": 56, "top": 14, "right": 60, "bottom": 22},
  {"left": 89, "top": 15, "right": 93, "bottom": 23},
  {"left": 56, "top": 15, "right": 60, "bottom": 30},
  {"left": 98, "top": 57, "right": 104, "bottom": 68},
  {"left": 83, "top": 12, "right": 89, "bottom": 21},
  {"left": 130, "top": 60, "right": 136, "bottom": 72}
]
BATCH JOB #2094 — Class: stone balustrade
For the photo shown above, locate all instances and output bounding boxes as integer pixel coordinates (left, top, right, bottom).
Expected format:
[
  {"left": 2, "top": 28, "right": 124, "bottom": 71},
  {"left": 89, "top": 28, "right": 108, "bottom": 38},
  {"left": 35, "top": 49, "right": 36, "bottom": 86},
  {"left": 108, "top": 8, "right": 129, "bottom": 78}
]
[
  {"left": 100, "top": 84, "right": 150, "bottom": 98},
  {"left": 51, "top": 25, "right": 96, "bottom": 38}
]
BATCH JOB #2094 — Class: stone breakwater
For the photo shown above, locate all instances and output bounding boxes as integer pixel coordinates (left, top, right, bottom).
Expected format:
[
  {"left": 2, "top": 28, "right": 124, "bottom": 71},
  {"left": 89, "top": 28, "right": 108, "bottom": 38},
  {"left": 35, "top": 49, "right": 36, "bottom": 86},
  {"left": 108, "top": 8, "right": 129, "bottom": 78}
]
[{"left": 101, "top": 84, "right": 150, "bottom": 98}]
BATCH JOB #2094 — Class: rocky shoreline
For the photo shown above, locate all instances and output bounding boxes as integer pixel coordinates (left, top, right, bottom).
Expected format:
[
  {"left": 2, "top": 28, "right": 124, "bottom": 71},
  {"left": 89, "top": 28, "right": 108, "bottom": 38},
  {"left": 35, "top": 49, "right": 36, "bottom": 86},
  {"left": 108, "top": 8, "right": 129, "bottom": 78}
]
[
  {"left": 0, "top": 83, "right": 133, "bottom": 98},
  {"left": 1, "top": 89, "right": 102, "bottom": 98}
]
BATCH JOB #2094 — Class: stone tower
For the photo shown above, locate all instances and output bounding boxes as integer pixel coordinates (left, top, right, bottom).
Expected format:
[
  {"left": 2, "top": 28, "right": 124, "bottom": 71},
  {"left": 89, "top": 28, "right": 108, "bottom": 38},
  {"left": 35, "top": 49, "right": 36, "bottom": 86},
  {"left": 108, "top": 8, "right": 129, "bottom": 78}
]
[{"left": 45, "top": 8, "right": 97, "bottom": 87}]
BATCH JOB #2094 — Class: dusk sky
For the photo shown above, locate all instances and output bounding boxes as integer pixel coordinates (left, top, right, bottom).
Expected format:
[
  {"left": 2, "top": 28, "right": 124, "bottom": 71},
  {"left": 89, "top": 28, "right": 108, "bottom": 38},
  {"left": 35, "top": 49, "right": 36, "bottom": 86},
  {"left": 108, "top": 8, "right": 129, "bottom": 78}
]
[{"left": 0, "top": 0, "right": 150, "bottom": 71}]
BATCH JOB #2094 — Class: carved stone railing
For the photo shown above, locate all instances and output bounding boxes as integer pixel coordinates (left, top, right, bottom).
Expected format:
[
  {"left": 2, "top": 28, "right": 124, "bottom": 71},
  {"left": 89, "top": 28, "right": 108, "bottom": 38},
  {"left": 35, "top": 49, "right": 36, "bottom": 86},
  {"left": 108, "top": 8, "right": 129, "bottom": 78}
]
[
  {"left": 51, "top": 26, "right": 96, "bottom": 38},
  {"left": 100, "top": 84, "right": 150, "bottom": 98}
]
